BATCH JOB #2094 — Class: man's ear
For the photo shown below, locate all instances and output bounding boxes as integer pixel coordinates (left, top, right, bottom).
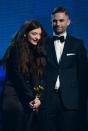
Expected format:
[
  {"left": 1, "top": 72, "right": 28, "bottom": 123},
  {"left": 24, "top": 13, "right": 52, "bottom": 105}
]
[{"left": 67, "top": 19, "right": 71, "bottom": 26}]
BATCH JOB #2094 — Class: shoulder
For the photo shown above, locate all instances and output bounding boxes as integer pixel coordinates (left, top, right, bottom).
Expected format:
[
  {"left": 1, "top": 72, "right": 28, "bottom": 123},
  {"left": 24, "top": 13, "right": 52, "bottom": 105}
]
[
  {"left": 44, "top": 36, "right": 53, "bottom": 41},
  {"left": 43, "top": 36, "right": 53, "bottom": 47},
  {"left": 69, "top": 35, "right": 87, "bottom": 55},
  {"left": 3, "top": 44, "right": 17, "bottom": 62},
  {"left": 42, "top": 36, "right": 53, "bottom": 57},
  {"left": 67, "top": 35, "right": 85, "bottom": 48},
  {"left": 67, "top": 35, "right": 83, "bottom": 43}
]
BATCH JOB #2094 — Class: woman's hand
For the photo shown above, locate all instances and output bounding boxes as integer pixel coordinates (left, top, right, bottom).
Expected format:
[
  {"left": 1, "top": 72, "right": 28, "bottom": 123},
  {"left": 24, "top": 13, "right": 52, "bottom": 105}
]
[{"left": 29, "top": 97, "right": 41, "bottom": 111}]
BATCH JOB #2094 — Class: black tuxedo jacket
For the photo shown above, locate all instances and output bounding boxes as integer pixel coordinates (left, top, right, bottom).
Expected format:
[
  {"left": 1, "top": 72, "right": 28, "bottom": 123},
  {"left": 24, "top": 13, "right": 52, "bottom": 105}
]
[{"left": 44, "top": 35, "right": 88, "bottom": 109}]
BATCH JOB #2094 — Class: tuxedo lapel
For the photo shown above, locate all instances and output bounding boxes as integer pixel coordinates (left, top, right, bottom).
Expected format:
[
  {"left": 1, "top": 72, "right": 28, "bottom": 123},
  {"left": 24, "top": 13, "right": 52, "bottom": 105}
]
[{"left": 47, "top": 37, "right": 58, "bottom": 68}]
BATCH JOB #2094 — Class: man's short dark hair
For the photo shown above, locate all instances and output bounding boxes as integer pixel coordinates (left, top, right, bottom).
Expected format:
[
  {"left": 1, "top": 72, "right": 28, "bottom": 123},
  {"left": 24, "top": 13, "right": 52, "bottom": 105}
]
[{"left": 52, "top": 6, "right": 69, "bottom": 16}]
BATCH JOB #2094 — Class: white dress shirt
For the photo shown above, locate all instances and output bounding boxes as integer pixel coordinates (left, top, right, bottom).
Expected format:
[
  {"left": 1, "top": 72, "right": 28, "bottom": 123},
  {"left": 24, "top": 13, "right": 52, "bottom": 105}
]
[{"left": 54, "top": 32, "right": 67, "bottom": 90}]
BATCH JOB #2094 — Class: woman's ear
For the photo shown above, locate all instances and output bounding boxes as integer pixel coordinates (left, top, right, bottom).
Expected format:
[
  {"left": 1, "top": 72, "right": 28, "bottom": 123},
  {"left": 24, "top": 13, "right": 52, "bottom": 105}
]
[{"left": 24, "top": 34, "right": 26, "bottom": 37}]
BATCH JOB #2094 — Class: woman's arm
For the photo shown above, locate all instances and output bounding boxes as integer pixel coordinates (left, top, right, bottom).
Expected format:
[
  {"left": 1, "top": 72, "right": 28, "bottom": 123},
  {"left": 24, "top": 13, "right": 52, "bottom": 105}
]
[{"left": 6, "top": 46, "right": 35, "bottom": 106}]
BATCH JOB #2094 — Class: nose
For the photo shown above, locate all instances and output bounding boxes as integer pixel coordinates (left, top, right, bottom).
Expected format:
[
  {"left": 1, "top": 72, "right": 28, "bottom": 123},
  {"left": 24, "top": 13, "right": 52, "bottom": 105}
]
[
  {"left": 36, "top": 34, "right": 41, "bottom": 40},
  {"left": 56, "top": 21, "right": 60, "bottom": 26}
]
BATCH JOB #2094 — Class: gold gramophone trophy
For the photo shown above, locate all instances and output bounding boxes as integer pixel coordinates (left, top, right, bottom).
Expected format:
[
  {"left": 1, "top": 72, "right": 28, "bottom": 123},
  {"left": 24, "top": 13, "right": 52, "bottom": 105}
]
[
  {"left": 34, "top": 84, "right": 44, "bottom": 98},
  {"left": 33, "top": 84, "right": 44, "bottom": 112}
]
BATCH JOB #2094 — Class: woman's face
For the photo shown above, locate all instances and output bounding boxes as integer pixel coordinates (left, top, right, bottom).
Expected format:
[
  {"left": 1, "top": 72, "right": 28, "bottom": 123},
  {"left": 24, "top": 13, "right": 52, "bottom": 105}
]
[{"left": 27, "top": 28, "right": 42, "bottom": 45}]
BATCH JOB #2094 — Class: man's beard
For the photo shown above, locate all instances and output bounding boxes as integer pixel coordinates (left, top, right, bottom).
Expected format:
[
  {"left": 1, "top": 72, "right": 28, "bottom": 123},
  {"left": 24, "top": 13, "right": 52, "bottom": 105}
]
[{"left": 53, "top": 26, "right": 64, "bottom": 35}]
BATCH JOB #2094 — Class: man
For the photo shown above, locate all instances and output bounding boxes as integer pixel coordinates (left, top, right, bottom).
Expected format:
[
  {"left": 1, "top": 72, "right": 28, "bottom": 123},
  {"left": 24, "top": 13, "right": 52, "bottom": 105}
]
[{"left": 43, "top": 6, "right": 88, "bottom": 131}]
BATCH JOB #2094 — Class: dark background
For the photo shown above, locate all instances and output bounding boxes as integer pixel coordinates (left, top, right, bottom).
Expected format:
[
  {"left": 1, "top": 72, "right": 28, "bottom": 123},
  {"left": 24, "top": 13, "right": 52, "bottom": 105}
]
[{"left": 0, "top": 0, "right": 88, "bottom": 125}]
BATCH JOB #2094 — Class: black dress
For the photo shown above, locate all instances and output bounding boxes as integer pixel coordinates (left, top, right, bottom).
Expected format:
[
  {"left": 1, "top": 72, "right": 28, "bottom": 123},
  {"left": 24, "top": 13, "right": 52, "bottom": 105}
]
[{"left": 2, "top": 43, "right": 46, "bottom": 131}]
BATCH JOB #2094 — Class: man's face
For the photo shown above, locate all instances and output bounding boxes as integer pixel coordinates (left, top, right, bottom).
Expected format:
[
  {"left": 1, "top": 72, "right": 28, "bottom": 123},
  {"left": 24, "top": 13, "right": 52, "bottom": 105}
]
[{"left": 52, "top": 12, "right": 70, "bottom": 35}]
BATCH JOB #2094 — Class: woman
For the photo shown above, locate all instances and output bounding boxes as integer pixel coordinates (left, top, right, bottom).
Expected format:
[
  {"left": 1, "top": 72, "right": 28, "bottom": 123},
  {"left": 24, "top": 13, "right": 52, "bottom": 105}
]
[{"left": 2, "top": 20, "right": 47, "bottom": 131}]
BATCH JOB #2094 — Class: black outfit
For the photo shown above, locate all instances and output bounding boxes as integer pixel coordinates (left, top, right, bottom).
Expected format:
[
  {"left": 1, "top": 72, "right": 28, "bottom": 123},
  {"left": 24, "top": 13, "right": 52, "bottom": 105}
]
[
  {"left": 2, "top": 43, "right": 46, "bottom": 131},
  {"left": 2, "top": 81, "right": 24, "bottom": 131},
  {"left": 42, "top": 35, "right": 88, "bottom": 131}
]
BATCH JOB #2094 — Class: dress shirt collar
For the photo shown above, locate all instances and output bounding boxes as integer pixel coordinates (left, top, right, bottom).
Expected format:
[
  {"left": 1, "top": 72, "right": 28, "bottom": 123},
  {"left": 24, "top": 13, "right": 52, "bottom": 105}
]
[{"left": 53, "top": 31, "right": 67, "bottom": 40}]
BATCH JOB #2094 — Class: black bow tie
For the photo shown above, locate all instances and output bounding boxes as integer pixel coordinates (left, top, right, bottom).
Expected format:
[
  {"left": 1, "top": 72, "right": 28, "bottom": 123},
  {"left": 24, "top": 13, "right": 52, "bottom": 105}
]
[{"left": 53, "top": 36, "right": 65, "bottom": 43}]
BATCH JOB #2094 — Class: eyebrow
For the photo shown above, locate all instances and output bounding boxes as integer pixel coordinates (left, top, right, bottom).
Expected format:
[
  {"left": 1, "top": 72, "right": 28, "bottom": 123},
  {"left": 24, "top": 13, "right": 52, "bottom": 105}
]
[{"left": 53, "top": 19, "right": 65, "bottom": 21}]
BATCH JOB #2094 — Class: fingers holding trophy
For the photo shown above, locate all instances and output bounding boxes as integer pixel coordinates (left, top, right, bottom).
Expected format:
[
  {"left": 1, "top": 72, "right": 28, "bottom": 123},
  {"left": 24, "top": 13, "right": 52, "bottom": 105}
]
[{"left": 30, "top": 84, "right": 44, "bottom": 111}]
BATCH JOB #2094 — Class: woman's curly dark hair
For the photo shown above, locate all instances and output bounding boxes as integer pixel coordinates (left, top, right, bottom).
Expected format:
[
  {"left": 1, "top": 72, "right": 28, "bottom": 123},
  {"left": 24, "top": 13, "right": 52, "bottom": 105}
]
[{"left": 4, "top": 20, "right": 47, "bottom": 79}]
